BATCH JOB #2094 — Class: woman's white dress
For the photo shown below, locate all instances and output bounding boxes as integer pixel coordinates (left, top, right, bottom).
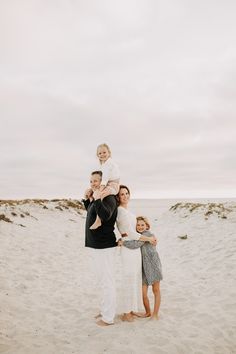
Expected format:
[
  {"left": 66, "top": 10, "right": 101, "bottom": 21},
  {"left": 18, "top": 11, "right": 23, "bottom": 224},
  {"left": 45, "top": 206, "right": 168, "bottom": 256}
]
[{"left": 116, "top": 206, "right": 143, "bottom": 313}]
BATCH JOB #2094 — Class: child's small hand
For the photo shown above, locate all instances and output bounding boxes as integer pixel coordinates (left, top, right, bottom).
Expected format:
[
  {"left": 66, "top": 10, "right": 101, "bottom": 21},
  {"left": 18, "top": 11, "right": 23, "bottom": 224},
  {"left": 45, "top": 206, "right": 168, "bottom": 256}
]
[
  {"left": 93, "top": 189, "right": 102, "bottom": 200},
  {"left": 99, "top": 185, "right": 106, "bottom": 192}
]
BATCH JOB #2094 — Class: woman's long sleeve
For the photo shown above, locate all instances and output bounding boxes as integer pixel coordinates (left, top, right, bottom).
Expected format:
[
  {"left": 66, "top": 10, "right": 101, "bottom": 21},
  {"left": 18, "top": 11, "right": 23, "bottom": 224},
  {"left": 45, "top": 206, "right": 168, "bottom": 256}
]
[{"left": 116, "top": 208, "right": 141, "bottom": 241}]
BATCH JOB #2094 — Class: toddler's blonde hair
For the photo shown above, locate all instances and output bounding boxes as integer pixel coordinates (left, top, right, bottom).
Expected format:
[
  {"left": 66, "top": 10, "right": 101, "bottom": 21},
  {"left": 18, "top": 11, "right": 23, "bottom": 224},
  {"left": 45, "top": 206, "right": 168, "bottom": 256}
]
[
  {"left": 136, "top": 216, "right": 151, "bottom": 230},
  {"left": 96, "top": 143, "right": 112, "bottom": 157}
]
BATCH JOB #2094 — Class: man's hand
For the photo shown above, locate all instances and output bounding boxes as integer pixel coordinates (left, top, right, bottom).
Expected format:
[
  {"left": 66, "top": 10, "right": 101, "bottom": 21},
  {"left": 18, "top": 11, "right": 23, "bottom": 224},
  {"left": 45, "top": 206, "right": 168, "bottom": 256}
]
[{"left": 84, "top": 188, "right": 93, "bottom": 200}]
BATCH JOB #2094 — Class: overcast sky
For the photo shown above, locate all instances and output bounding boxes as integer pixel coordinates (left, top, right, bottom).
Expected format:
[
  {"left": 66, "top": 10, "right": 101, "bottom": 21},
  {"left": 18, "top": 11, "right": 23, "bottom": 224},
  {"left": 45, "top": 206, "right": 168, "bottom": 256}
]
[{"left": 0, "top": 0, "right": 236, "bottom": 199}]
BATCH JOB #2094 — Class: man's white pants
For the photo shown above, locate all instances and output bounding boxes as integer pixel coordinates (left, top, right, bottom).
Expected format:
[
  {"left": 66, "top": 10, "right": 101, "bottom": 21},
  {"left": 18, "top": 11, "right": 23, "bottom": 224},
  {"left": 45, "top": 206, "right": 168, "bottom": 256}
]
[{"left": 92, "top": 247, "right": 116, "bottom": 324}]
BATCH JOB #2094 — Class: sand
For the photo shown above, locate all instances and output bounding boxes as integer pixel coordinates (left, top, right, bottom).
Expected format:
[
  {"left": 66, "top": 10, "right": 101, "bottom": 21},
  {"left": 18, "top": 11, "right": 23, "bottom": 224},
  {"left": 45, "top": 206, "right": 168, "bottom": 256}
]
[{"left": 0, "top": 198, "right": 236, "bottom": 354}]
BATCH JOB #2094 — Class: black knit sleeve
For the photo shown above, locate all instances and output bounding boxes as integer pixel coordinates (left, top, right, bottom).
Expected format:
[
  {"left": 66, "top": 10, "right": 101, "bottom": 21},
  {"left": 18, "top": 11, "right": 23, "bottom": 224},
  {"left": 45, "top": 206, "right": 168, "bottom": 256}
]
[
  {"left": 82, "top": 198, "right": 91, "bottom": 211},
  {"left": 93, "top": 196, "right": 117, "bottom": 221}
]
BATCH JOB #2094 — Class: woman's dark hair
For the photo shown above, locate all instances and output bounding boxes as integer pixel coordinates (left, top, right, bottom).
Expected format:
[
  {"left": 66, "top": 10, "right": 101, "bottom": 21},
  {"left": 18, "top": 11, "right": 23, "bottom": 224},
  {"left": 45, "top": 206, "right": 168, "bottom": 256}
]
[{"left": 116, "top": 185, "right": 130, "bottom": 205}]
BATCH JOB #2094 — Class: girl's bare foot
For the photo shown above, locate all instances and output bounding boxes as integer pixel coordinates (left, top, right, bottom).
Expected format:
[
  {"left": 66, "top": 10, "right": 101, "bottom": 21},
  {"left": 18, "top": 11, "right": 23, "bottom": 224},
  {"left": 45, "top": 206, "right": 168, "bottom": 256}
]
[
  {"left": 150, "top": 314, "right": 159, "bottom": 320},
  {"left": 120, "top": 313, "right": 134, "bottom": 322}
]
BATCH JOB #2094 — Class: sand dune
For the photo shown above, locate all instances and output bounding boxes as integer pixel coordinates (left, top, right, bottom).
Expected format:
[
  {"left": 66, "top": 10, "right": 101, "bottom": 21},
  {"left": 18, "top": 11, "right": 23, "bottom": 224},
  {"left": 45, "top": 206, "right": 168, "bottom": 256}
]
[{"left": 0, "top": 199, "right": 235, "bottom": 354}]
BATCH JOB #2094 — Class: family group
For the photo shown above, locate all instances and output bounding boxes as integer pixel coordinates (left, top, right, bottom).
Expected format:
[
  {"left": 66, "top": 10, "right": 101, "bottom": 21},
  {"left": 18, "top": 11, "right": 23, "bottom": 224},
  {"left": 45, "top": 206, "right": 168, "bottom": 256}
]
[{"left": 83, "top": 143, "right": 162, "bottom": 326}]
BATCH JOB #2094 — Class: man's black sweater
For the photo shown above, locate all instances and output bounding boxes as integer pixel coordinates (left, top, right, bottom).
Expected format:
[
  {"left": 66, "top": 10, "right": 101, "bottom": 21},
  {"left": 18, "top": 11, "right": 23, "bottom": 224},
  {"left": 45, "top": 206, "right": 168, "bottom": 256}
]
[{"left": 83, "top": 195, "right": 118, "bottom": 249}]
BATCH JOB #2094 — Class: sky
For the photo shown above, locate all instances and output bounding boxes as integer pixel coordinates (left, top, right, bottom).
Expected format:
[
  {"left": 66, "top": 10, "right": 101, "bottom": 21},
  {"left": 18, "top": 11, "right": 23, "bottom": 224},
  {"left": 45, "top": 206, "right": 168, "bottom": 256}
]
[{"left": 0, "top": 0, "right": 236, "bottom": 199}]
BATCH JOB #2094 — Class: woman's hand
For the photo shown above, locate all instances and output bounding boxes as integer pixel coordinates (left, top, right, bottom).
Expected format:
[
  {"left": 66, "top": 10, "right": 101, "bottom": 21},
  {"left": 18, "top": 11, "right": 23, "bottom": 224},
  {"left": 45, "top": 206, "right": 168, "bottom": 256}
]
[
  {"left": 117, "top": 239, "right": 123, "bottom": 247},
  {"left": 149, "top": 236, "right": 157, "bottom": 246}
]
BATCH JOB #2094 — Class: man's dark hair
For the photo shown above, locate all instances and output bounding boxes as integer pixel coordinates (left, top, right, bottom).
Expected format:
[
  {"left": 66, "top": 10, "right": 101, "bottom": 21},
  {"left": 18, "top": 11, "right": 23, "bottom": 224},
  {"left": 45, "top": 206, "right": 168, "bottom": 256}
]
[{"left": 91, "top": 170, "right": 103, "bottom": 177}]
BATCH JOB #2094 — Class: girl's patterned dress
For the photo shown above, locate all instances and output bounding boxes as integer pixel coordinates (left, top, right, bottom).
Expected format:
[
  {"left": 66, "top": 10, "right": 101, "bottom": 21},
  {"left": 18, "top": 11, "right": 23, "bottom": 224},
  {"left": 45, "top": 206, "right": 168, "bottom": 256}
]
[{"left": 123, "top": 230, "right": 163, "bottom": 285}]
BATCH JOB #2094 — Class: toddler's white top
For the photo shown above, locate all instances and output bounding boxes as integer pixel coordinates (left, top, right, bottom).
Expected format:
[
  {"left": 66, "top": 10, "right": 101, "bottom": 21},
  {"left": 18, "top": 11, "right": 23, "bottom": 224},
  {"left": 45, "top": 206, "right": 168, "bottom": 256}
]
[{"left": 100, "top": 157, "right": 120, "bottom": 186}]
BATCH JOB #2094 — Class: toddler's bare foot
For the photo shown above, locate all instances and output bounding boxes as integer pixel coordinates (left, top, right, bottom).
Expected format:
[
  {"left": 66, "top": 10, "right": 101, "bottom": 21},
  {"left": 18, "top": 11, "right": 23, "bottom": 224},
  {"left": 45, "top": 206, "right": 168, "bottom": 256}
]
[
  {"left": 90, "top": 219, "right": 102, "bottom": 230},
  {"left": 96, "top": 319, "right": 114, "bottom": 326}
]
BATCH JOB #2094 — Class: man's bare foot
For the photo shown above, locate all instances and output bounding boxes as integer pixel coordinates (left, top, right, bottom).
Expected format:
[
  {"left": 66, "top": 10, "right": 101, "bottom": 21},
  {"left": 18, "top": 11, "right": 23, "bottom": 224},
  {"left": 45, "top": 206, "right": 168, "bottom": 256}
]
[
  {"left": 150, "top": 314, "right": 159, "bottom": 320},
  {"left": 96, "top": 319, "right": 114, "bottom": 326},
  {"left": 120, "top": 313, "right": 134, "bottom": 322},
  {"left": 94, "top": 313, "right": 102, "bottom": 319},
  {"left": 131, "top": 311, "right": 151, "bottom": 318}
]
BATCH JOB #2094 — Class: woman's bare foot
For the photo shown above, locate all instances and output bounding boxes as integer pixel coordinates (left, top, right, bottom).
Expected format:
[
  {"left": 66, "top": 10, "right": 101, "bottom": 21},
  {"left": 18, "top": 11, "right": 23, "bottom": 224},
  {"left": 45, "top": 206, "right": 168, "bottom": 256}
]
[
  {"left": 120, "top": 313, "right": 134, "bottom": 322},
  {"left": 144, "top": 312, "right": 151, "bottom": 318},
  {"left": 131, "top": 311, "right": 151, "bottom": 318},
  {"left": 96, "top": 319, "right": 114, "bottom": 326}
]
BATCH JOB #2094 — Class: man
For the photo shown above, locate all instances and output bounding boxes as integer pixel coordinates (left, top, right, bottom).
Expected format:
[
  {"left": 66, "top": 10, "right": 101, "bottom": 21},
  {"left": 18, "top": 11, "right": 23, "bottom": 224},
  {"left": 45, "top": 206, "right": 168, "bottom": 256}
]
[{"left": 83, "top": 171, "right": 118, "bottom": 326}]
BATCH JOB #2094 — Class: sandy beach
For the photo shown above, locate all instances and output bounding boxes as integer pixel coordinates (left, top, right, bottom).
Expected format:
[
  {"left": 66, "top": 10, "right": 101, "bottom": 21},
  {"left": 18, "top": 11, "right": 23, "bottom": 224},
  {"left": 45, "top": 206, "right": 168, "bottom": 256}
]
[{"left": 0, "top": 198, "right": 235, "bottom": 354}]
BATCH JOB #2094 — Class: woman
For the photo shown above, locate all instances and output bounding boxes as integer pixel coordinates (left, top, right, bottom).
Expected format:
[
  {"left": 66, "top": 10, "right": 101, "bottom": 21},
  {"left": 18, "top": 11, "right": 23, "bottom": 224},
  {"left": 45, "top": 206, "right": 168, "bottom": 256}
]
[{"left": 116, "top": 185, "right": 157, "bottom": 322}]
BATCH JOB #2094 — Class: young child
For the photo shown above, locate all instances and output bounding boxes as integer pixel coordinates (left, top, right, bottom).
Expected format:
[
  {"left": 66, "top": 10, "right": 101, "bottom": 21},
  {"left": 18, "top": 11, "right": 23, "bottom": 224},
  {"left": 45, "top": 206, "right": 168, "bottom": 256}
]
[
  {"left": 89, "top": 143, "right": 120, "bottom": 230},
  {"left": 121, "top": 216, "right": 163, "bottom": 319}
]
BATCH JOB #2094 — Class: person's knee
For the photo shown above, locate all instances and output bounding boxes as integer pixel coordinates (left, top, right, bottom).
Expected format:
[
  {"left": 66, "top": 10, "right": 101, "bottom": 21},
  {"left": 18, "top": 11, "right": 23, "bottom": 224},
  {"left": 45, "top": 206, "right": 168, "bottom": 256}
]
[{"left": 152, "top": 284, "right": 160, "bottom": 295}]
